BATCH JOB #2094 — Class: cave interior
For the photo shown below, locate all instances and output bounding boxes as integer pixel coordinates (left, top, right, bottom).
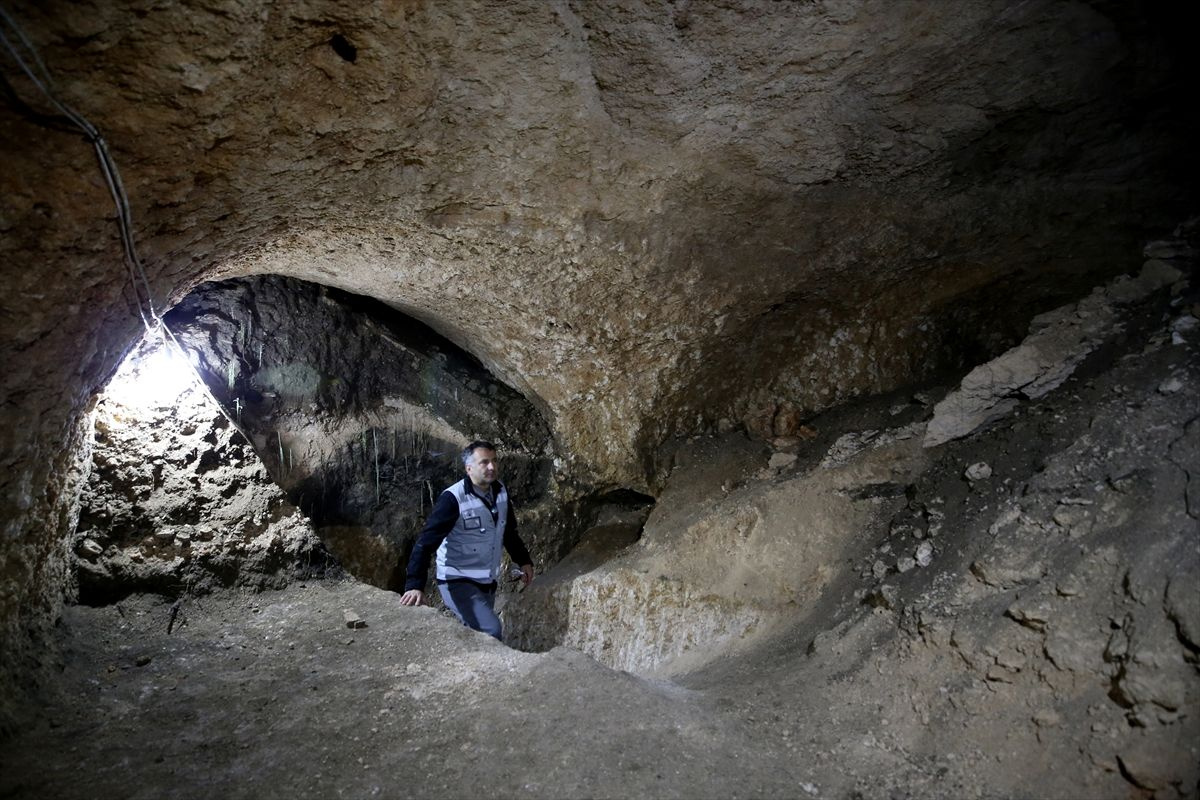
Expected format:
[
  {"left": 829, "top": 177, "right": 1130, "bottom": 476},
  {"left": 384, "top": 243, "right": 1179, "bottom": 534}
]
[{"left": 1, "top": 2, "right": 1198, "bottom": 798}]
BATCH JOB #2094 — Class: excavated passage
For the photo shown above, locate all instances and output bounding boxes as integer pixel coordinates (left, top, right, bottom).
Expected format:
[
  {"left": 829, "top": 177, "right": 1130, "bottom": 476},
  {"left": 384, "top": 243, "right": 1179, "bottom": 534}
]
[
  {"left": 6, "top": 256, "right": 1196, "bottom": 800},
  {"left": 78, "top": 276, "right": 562, "bottom": 601}
]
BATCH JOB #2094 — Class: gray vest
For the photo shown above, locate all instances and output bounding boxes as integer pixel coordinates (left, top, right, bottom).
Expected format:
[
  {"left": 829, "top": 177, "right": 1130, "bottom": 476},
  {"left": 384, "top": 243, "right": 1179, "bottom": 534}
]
[{"left": 435, "top": 480, "right": 509, "bottom": 583}]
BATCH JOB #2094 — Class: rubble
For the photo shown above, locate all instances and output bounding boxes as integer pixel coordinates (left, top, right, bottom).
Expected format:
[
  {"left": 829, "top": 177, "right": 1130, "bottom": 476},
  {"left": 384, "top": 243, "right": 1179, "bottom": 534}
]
[{"left": 924, "top": 261, "right": 1182, "bottom": 447}]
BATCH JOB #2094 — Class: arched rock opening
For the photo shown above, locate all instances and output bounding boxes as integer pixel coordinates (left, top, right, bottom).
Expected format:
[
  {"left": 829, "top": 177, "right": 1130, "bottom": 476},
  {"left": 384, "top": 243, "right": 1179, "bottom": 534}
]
[{"left": 156, "top": 275, "right": 560, "bottom": 592}]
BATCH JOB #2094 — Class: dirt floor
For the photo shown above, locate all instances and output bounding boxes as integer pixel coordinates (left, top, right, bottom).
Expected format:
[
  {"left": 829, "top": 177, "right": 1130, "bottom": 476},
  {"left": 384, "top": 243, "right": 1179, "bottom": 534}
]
[
  {"left": 1, "top": 278, "right": 1197, "bottom": 800},
  {"left": 0, "top": 582, "right": 813, "bottom": 800}
]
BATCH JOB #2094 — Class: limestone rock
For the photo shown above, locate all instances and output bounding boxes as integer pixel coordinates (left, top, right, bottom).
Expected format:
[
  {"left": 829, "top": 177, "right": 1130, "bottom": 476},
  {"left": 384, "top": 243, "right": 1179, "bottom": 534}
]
[
  {"left": 964, "top": 462, "right": 992, "bottom": 481},
  {"left": 969, "top": 559, "right": 1045, "bottom": 589},
  {"left": 72, "top": 337, "right": 332, "bottom": 604},
  {"left": 767, "top": 452, "right": 797, "bottom": 470},
  {"left": 0, "top": 0, "right": 1197, "bottom": 767},
  {"left": 1157, "top": 376, "right": 1183, "bottom": 394},
  {"left": 924, "top": 262, "right": 1182, "bottom": 447}
]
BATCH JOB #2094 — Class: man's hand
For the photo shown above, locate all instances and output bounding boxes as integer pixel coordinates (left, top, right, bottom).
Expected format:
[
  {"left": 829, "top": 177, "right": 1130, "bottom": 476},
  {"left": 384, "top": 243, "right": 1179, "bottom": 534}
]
[
  {"left": 520, "top": 564, "right": 534, "bottom": 587},
  {"left": 399, "top": 589, "right": 424, "bottom": 606}
]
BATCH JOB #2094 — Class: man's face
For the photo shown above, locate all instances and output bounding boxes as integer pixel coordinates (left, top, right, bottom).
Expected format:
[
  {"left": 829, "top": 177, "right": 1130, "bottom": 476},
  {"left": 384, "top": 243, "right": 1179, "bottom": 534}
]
[{"left": 465, "top": 448, "right": 498, "bottom": 488}]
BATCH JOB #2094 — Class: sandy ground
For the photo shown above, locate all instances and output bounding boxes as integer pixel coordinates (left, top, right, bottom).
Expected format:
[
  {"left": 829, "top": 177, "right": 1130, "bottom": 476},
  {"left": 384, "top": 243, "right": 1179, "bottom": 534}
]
[{"left": 0, "top": 580, "right": 815, "bottom": 800}]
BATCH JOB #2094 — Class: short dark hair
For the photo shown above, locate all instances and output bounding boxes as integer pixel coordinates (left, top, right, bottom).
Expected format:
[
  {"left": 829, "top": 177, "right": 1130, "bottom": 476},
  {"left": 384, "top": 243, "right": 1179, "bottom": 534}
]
[{"left": 462, "top": 440, "right": 496, "bottom": 465}]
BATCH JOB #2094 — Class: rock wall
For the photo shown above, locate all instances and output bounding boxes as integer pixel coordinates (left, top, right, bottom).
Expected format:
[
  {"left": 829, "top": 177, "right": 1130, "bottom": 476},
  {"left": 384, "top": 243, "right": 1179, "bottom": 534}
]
[
  {"left": 74, "top": 336, "right": 332, "bottom": 603},
  {"left": 506, "top": 258, "right": 1199, "bottom": 794},
  {"left": 507, "top": 406, "right": 932, "bottom": 675}
]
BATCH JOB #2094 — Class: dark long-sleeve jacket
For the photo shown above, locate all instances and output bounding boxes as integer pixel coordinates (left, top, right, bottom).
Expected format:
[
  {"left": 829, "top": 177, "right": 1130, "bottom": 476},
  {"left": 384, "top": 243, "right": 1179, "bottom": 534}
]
[{"left": 404, "top": 478, "right": 532, "bottom": 592}]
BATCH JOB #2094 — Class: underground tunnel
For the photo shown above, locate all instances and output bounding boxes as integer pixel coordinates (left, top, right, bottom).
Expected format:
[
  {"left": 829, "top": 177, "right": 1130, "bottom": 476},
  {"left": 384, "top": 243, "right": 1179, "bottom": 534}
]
[{"left": 2, "top": 1, "right": 1199, "bottom": 798}]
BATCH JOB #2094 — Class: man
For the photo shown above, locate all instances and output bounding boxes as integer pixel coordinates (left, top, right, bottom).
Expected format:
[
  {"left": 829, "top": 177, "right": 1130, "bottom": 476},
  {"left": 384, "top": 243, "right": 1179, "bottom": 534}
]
[{"left": 399, "top": 440, "right": 534, "bottom": 640}]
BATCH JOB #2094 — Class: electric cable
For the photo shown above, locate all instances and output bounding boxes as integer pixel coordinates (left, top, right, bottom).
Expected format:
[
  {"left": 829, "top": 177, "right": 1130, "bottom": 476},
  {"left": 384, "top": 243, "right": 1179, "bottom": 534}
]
[
  {"left": 0, "top": 5, "right": 158, "bottom": 330},
  {"left": 0, "top": 6, "right": 260, "bottom": 448}
]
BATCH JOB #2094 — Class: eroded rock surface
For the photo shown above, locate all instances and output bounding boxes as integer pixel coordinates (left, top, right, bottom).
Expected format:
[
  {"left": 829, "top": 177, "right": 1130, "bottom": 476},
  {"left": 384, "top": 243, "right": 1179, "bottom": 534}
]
[
  {"left": 74, "top": 337, "right": 331, "bottom": 603},
  {"left": 3, "top": 1, "right": 1196, "bottom": 666},
  {"left": 502, "top": 267, "right": 1199, "bottom": 796},
  {"left": 1, "top": 0, "right": 1198, "bottom": 768},
  {"left": 2, "top": 264, "right": 1195, "bottom": 799},
  {"left": 925, "top": 225, "right": 1196, "bottom": 446},
  {"left": 165, "top": 275, "right": 557, "bottom": 589}
]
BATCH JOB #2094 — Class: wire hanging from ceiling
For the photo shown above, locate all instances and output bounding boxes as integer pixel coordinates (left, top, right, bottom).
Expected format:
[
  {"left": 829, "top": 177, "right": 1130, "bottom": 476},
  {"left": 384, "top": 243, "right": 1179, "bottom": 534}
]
[
  {"left": 0, "top": 5, "right": 262, "bottom": 444},
  {"left": 0, "top": 4, "right": 158, "bottom": 331}
]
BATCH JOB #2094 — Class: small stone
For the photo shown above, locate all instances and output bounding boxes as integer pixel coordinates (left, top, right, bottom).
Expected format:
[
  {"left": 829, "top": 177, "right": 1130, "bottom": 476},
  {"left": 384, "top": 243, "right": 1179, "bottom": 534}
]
[
  {"left": 985, "top": 664, "right": 1013, "bottom": 683},
  {"left": 1052, "top": 505, "right": 1094, "bottom": 538},
  {"left": 1171, "top": 313, "right": 1198, "bottom": 333},
  {"left": 1005, "top": 599, "right": 1051, "bottom": 631},
  {"left": 915, "top": 542, "right": 933, "bottom": 567},
  {"left": 1032, "top": 709, "right": 1060, "bottom": 727},
  {"left": 896, "top": 556, "right": 916, "bottom": 573},
  {"left": 964, "top": 462, "right": 992, "bottom": 481},
  {"left": 154, "top": 530, "right": 175, "bottom": 543},
  {"left": 1143, "top": 240, "right": 1196, "bottom": 260},
  {"left": 872, "top": 559, "right": 889, "bottom": 579},
  {"left": 1117, "top": 749, "right": 1172, "bottom": 792},
  {"left": 1157, "top": 376, "right": 1183, "bottom": 394},
  {"left": 970, "top": 560, "right": 1045, "bottom": 589},
  {"left": 343, "top": 610, "right": 367, "bottom": 629},
  {"left": 79, "top": 539, "right": 104, "bottom": 558},
  {"left": 772, "top": 403, "right": 805, "bottom": 437},
  {"left": 1055, "top": 579, "right": 1081, "bottom": 597},
  {"left": 864, "top": 584, "right": 898, "bottom": 610},
  {"left": 135, "top": 655, "right": 151, "bottom": 667},
  {"left": 995, "top": 649, "right": 1025, "bottom": 671},
  {"left": 768, "top": 452, "right": 797, "bottom": 470}
]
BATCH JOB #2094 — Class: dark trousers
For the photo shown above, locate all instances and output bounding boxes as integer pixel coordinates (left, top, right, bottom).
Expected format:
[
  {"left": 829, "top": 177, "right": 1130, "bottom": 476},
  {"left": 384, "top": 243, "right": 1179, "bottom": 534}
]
[{"left": 438, "top": 579, "right": 502, "bottom": 640}]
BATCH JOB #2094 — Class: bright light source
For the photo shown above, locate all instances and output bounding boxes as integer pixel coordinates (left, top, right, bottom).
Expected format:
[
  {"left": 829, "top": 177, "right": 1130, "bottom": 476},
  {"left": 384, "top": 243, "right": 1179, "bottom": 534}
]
[{"left": 104, "top": 331, "right": 202, "bottom": 410}]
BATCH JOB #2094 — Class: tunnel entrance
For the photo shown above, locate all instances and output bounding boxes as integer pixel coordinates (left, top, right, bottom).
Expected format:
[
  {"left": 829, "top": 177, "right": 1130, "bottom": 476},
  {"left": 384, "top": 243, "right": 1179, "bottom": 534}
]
[{"left": 74, "top": 275, "right": 556, "bottom": 603}]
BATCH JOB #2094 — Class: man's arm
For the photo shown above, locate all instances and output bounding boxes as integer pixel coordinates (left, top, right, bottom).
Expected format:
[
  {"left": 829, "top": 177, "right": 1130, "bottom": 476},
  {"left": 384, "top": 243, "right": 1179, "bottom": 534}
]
[
  {"left": 502, "top": 502, "right": 535, "bottom": 586},
  {"left": 399, "top": 491, "right": 459, "bottom": 605}
]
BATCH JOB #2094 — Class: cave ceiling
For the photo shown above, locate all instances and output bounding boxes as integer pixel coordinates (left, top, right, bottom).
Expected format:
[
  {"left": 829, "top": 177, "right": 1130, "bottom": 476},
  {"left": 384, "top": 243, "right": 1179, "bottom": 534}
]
[{"left": 1, "top": 0, "right": 1195, "bottom": 491}]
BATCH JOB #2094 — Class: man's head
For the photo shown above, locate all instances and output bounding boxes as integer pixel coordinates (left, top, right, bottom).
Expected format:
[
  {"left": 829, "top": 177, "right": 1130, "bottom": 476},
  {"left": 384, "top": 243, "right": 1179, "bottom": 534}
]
[{"left": 462, "top": 440, "right": 498, "bottom": 489}]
